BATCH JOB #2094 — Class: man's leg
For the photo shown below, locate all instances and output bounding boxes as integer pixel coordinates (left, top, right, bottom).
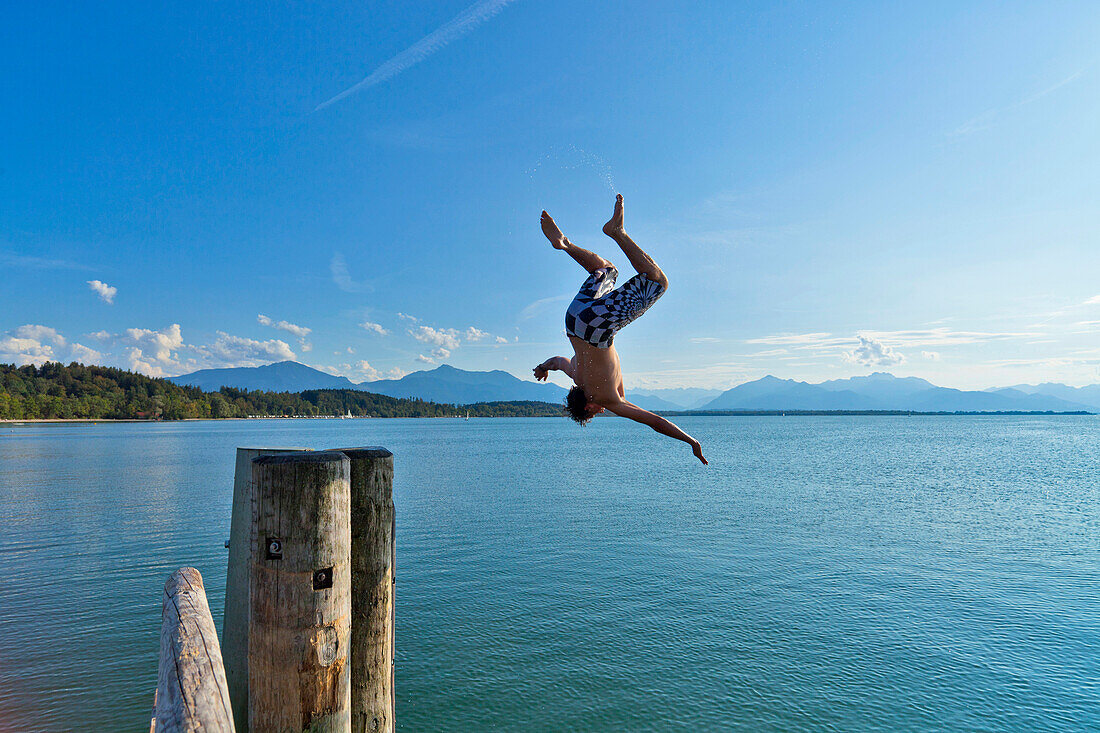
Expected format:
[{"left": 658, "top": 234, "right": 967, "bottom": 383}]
[
  {"left": 542, "top": 210, "right": 614, "bottom": 274},
  {"left": 602, "top": 195, "right": 668, "bottom": 288}
]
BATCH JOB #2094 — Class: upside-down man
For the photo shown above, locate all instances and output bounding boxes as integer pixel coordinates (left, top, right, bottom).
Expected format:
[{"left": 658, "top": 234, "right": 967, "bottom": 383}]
[{"left": 534, "top": 195, "right": 708, "bottom": 465}]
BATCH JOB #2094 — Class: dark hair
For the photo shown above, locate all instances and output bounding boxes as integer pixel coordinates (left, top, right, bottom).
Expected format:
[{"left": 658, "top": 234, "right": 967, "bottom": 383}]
[{"left": 564, "top": 385, "right": 592, "bottom": 425}]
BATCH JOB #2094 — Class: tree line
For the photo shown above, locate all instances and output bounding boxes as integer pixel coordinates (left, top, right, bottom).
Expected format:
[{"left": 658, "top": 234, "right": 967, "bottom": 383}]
[{"left": 0, "top": 362, "right": 562, "bottom": 420}]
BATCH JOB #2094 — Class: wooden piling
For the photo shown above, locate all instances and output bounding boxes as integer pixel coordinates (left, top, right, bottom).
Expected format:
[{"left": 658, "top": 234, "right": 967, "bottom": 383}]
[
  {"left": 249, "top": 451, "right": 352, "bottom": 733},
  {"left": 334, "top": 447, "right": 395, "bottom": 733},
  {"left": 224, "top": 447, "right": 309, "bottom": 733},
  {"left": 155, "top": 567, "right": 235, "bottom": 732}
]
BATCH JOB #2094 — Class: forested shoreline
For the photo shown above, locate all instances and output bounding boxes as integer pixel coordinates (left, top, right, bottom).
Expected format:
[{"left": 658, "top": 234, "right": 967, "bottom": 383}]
[{"left": 0, "top": 362, "right": 562, "bottom": 420}]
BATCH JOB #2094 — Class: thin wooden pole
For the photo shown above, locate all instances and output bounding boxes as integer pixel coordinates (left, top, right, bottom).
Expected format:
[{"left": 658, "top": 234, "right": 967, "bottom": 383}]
[
  {"left": 223, "top": 446, "right": 309, "bottom": 733},
  {"left": 155, "top": 567, "right": 235, "bottom": 732},
  {"left": 331, "top": 447, "right": 395, "bottom": 733},
  {"left": 249, "top": 451, "right": 352, "bottom": 733}
]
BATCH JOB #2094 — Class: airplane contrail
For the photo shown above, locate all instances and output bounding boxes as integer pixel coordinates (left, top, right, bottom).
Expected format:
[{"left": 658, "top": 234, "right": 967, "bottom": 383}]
[{"left": 315, "top": 0, "right": 520, "bottom": 111}]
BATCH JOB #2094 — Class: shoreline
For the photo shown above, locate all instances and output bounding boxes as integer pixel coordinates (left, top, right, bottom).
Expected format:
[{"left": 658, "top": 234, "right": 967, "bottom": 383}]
[
  {"left": 2, "top": 410, "right": 1093, "bottom": 426},
  {"left": 0, "top": 416, "right": 515, "bottom": 424}
]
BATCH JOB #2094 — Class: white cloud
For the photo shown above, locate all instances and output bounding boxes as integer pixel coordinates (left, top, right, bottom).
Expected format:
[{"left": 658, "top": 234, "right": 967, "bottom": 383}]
[
  {"left": 922, "top": 351, "right": 941, "bottom": 361},
  {"left": 70, "top": 343, "right": 103, "bottom": 363},
  {"left": 323, "top": 360, "right": 385, "bottom": 381},
  {"left": 985, "top": 357, "right": 1093, "bottom": 369},
  {"left": 360, "top": 321, "right": 389, "bottom": 336},
  {"left": 1083, "top": 295, "right": 1100, "bottom": 306},
  {"left": 330, "top": 252, "right": 372, "bottom": 293},
  {"left": 748, "top": 328, "right": 1037, "bottom": 353},
  {"left": 0, "top": 251, "right": 92, "bottom": 271},
  {"left": 258, "top": 314, "right": 312, "bottom": 351},
  {"left": 13, "top": 325, "right": 66, "bottom": 347},
  {"left": 315, "top": 0, "right": 520, "bottom": 110},
  {"left": 408, "top": 323, "right": 501, "bottom": 357},
  {"left": 0, "top": 326, "right": 102, "bottom": 367},
  {"left": 859, "top": 328, "right": 1039, "bottom": 348},
  {"left": 334, "top": 360, "right": 406, "bottom": 381},
  {"left": 624, "top": 361, "right": 753, "bottom": 390},
  {"left": 324, "top": 361, "right": 407, "bottom": 380},
  {"left": 123, "top": 324, "right": 184, "bottom": 364},
  {"left": 94, "top": 324, "right": 188, "bottom": 376},
  {"left": 205, "top": 332, "right": 295, "bottom": 365},
  {"left": 87, "top": 280, "right": 117, "bottom": 304},
  {"left": 0, "top": 332, "right": 57, "bottom": 366},
  {"left": 354, "top": 360, "right": 380, "bottom": 380},
  {"left": 951, "top": 66, "right": 1087, "bottom": 137},
  {"left": 416, "top": 354, "right": 435, "bottom": 364},
  {"left": 99, "top": 324, "right": 292, "bottom": 375},
  {"left": 844, "top": 335, "right": 906, "bottom": 367},
  {"left": 519, "top": 293, "right": 571, "bottom": 320},
  {"left": 127, "top": 347, "right": 166, "bottom": 377},
  {"left": 4, "top": 323, "right": 309, "bottom": 376},
  {"left": 411, "top": 326, "right": 461, "bottom": 350},
  {"left": 69, "top": 326, "right": 182, "bottom": 374},
  {"left": 746, "top": 332, "right": 843, "bottom": 347},
  {"left": 397, "top": 312, "right": 419, "bottom": 322}
]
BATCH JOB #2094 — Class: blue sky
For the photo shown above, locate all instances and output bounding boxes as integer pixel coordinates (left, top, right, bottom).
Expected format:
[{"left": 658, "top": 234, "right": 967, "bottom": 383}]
[{"left": 2, "top": 1, "right": 1099, "bottom": 389}]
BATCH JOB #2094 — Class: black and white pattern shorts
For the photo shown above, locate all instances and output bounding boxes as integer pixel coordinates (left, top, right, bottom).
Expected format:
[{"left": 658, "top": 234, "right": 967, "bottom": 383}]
[{"left": 565, "top": 266, "right": 666, "bottom": 348}]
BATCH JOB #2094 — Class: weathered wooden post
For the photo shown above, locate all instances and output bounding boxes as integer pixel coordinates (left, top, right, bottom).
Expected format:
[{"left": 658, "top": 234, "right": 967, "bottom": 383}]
[
  {"left": 224, "top": 446, "right": 309, "bottom": 733},
  {"left": 249, "top": 451, "right": 352, "bottom": 733},
  {"left": 333, "top": 447, "right": 395, "bottom": 733},
  {"left": 155, "top": 567, "right": 235, "bottom": 732}
]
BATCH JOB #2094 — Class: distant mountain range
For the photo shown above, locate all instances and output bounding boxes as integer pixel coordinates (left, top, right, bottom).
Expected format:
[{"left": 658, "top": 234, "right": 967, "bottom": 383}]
[
  {"left": 170, "top": 361, "right": 568, "bottom": 405},
  {"left": 995, "top": 382, "right": 1100, "bottom": 410},
  {"left": 169, "top": 361, "right": 359, "bottom": 393},
  {"left": 699, "top": 372, "right": 1096, "bottom": 412},
  {"left": 169, "top": 363, "right": 1098, "bottom": 413},
  {"left": 350, "top": 364, "right": 569, "bottom": 404},
  {"left": 630, "top": 387, "right": 724, "bottom": 410}
]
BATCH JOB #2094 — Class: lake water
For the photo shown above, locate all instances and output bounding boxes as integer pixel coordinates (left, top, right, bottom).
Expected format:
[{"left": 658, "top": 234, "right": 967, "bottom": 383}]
[{"left": 0, "top": 416, "right": 1097, "bottom": 731}]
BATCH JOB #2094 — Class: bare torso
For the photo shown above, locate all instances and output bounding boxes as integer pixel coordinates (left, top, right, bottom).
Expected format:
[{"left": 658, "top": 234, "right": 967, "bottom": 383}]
[{"left": 568, "top": 335, "right": 624, "bottom": 401}]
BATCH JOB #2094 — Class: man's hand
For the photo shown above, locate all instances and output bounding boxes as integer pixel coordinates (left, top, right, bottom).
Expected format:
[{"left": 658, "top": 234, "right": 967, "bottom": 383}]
[
  {"left": 691, "top": 439, "right": 708, "bottom": 465},
  {"left": 533, "top": 356, "right": 576, "bottom": 382}
]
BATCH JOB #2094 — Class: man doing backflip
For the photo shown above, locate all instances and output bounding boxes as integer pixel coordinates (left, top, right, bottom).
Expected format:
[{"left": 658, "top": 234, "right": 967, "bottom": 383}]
[{"left": 534, "top": 195, "right": 708, "bottom": 465}]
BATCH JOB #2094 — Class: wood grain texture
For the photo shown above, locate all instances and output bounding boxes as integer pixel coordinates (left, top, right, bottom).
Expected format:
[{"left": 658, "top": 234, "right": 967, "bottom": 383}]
[
  {"left": 249, "top": 452, "right": 351, "bottom": 733},
  {"left": 332, "top": 448, "right": 395, "bottom": 733},
  {"left": 224, "top": 447, "right": 310, "bottom": 733},
  {"left": 155, "top": 567, "right": 235, "bottom": 733}
]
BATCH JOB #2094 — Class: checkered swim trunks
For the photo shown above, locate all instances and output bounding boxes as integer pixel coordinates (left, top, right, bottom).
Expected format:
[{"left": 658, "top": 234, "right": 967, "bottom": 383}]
[{"left": 565, "top": 266, "right": 666, "bottom": 348}]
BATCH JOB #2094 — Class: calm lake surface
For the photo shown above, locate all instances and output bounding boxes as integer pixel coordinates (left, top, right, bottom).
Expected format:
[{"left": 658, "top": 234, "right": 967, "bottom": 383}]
[{"left": 0, "top": 416, "right": 1097, "bottom": 731}]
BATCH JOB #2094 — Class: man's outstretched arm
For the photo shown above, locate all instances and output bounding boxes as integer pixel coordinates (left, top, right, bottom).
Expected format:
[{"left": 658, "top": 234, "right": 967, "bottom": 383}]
[
  {"left": 602, "top": 399, "right": 708, "bottom": 465},
  {"left": 533, "top": 356, "right": 576, "bottom": 382}
]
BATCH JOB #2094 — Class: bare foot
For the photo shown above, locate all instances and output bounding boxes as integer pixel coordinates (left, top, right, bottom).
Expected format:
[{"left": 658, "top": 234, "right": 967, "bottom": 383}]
[
  {"left": 541, "top": 211, "right": 568, "bottom": 250},
  {"left": 603, "top": 194, "right": 624, "bottom": 238}
]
